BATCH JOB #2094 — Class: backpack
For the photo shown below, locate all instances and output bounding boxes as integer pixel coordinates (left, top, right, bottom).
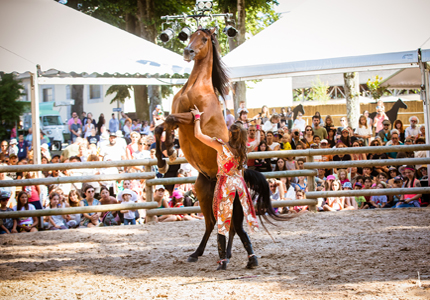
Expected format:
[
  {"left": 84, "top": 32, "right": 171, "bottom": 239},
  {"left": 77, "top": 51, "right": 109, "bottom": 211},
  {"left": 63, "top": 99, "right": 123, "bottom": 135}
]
[{"left": 101, "top": 211, "right": 117, "bottom": 226}]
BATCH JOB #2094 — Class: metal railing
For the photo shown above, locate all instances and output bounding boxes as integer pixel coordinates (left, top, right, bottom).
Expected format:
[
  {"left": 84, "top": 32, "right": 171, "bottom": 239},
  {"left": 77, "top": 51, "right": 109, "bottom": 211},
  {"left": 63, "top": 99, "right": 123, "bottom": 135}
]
[{"left": 1, "top": 144, "right": 430, "bottom": 220}]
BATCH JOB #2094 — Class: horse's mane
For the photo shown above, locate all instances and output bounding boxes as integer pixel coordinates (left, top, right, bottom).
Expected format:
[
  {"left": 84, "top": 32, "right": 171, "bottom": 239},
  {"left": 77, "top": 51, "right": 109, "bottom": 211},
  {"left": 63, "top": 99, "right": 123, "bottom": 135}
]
[{"left": 199, "top": 29, "right": 230, "bottom": 100}]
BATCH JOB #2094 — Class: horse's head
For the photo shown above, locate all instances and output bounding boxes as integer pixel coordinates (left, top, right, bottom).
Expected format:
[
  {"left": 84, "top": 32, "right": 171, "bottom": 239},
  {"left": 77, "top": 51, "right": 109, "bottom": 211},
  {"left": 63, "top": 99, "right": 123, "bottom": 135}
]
[
  {"left": 296, "top": 104, "right": 305, "bottom": 115},
  {"left": 183, "top": 28, "right": 216, "bottom": 62},
  {"left": 397, "top": 98, "right": 408, "bottom": 109}
]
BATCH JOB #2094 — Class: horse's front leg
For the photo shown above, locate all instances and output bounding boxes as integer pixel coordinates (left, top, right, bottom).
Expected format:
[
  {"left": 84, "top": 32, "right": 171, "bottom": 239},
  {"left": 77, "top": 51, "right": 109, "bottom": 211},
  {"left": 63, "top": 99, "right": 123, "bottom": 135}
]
[
  {"left": 164, "top": 112, "right": 193, "bottom": 162},
  {"left": 154, "top": 123, "right": 169, "bottom": 174}
]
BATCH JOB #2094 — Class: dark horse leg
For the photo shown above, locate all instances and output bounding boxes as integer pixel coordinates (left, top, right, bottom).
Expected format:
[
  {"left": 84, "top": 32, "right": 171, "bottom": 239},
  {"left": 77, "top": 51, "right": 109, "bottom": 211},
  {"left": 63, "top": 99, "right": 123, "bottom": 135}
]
[
  {"left": 188, "top": 172, "right": 217, "bottom": 262},
  {"left": 154, "top": 112, "right": 193, "bottom": 174},
  {"left": 232, "top": 193, "right": 258, "bottom": 269}
]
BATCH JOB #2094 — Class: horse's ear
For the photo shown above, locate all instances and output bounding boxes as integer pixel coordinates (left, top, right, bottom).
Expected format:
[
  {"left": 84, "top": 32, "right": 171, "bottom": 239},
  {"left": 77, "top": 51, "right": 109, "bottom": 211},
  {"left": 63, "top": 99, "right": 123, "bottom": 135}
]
[{"left": 210, "top": 27, "right": 216, "bottom": 35}]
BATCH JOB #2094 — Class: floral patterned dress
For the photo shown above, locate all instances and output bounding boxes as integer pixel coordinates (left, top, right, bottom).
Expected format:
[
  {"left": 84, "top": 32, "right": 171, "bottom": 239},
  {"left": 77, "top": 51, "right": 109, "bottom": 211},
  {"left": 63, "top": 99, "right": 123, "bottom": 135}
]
[{"left": 212, "top": 138, "right": 258, "bottom": 237}]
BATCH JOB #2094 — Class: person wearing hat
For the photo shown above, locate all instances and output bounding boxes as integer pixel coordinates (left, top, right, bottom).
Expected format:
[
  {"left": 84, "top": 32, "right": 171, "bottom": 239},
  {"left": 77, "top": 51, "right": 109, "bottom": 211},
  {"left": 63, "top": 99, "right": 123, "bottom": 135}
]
[
  {"left": 0, "top": 189, "right": 17, "bottom": 234},
  {"left": 377, "top": 119, "right": 392, "bottom": 145},
  {"left": 152, "top": 105, "right": 165, "bottom": 128},
  {"left": 338, "top": 127, "right": 352, "bottom": 147},
  {"left": 99, "top": 132, "right": 126, "bottom": 161},
  {"left": 8, "top": 139, "right": 18, "bottom": 156},
  {"left": 352, "top": 182, "right": 366, "bottom": 209},
  {"left": 40, "top": 143, "right": 51, "bottom": 161},
  {"left": 120, "top": 189, "right": 137, "bottom": 225},
  {"left": 395, "top": 165, "right": 422, "bottom": 208},
  {"left": 152, "top": 185, "right": 176, "bottom": 222}
]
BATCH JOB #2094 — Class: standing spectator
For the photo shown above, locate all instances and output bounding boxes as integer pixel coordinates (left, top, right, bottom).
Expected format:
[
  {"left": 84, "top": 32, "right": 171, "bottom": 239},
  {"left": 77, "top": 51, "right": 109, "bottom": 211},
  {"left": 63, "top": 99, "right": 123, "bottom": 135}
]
[
  {"left": 293, "top": 112, "right": 306, "bottom": 132},
  {"left": 152, "top": 105, "right": 165, "bottom": 128},
  {"left": 83, "top": 118, "right": 94, "bottom": 139},
  {"left": 313, "top": 111, "right": 324, "bottom": 127},
  {"left": 326, "top": 128, "right": 337, "bottom": 148},
  {"left": 237, "top": 109, "right": 249, "bottom": 129},
  {"left": 354, "top": 115, "right": 372, "bottom": 146},
  {"left": 312, "top": 115, "right": 327, "bottom": 140},
  {"left": 8, "top": 139, "right": 18, "bottom": 156},
  {"left": 253, "top": 105, "right": 270, "bottom": 124},
  {"left": 324, "top": 115, "right": 335, "bottom": 133},
  {"left": 405, "top": 116, "right": 419, "bottom": 140},
  {"left": 119, "top": 112, "right": 127, "bottom": 130},
  {"left": 70, "top": 117, "right": 82, "bottom": 143},
  {"left": 81, "top": 112, "right": 87, "bottom": 125},
  {"left": 68, "top": 112, "right": 82, "bottom": 133},
  {"left": 16, "top": 134, "right": 29, "bottom": 160},
  {"left": 109, "top": 113, "right": 119, "bottom": 134},
  {"left": 97, "top": 113, "right": 105, "bottom": 135},
  {"left": 301, "top": 125, "right": 314, "bottom": 148},
  {"left": 123, "top": 118, "right": 132, "bottom": 140},
  {"left": 86, "top": 128, "right": 100, "bottom": 147},
  {"left": 126, "top": 131, "right": 141, "bottom": 160},
  {"left": 373, "top": 103, "right": 388, "bottom": 133},
  {"left": 0, "top": 189, "right": 17, "bottom": 234},
  {"left": 393, "top": 120, "right": 405, "bottom": 143},
  {"left": 13, "top": 191, "right": 38, "bottom": 233},
  {"left": 339, "top": 128, "right": 352, "bottom": 147},
  {"left": 336, "top": 117, "right": 348, "bottom": 137},
  {"left": 225, "top": 109, "right": 235, "bottom": 129},
  {"left": 285, "top": 107, "right": 294, "bottom": 130}
]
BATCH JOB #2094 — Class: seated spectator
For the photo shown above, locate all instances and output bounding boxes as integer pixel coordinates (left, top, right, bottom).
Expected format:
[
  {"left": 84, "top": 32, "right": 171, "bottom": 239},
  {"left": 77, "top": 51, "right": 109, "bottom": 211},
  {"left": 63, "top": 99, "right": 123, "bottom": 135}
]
[
  {"left": 274, "top": 158, "right": 288, "bottom": 172},
  {"left": 353, "top": 182, "right": 366, "bottom": 209},
  {"left": 393, "top": 119, "right": 405, "bottom": 143},
  {"left": 323, "top": 179, "right": 344, "bottom": 211},
  {"left": 377, "top": 119, "right": 392, "bottom": 145},
  {"left": 285, "top": 155, "right": 298, "bottom": 171},
  {"left": 339, "top": 128, "right": 352, "bottom": 147},
  {"left": 263, "top": 114, "right": 280, "bottom": 132},
  {"left": 183, "top": 187, "right": 198, "bottom": 207},
  {"left": 417, "top": 165, "right": 428, "bottom": 180},
  {"left": 395, "top": 165, "right": 422, "bottom": 208},
  {"left": 387, "top": 167, "right": 400, "bottom": 186},
  {"left": 66, "top": 190, "right": 82, "bottom": 228},
  {"left": 266, "top": 131, "right": 280, "bottom": 151},
  {"left": 290, "top": 128, "right": 302, "bottom": 149},
  {"left": 0, "top": 189, "right": 17, "bottom": 234},
  {"left": 386, "top": 176, "right": 403, "bottom": 208},
  {"left": 279, "top": 133, "right": 292, "bottom": 150},
  {"left": 153, "top": 185, "right": 176, "bottom": 222},
  {"left": 301, "top": 125, "right": 314, "bottom": 148},
  {"left": 46, "top": 192, "right": 68, "bottom": 230},
  {"left": 120, "top": 189, "right": 137, "bottom": 225},
  {"left": 80, "top": 185, "right": 101, "bottom": 227},
  {"left": 173, "top": 169, "right": 193, "bottom": 192},
  {"left": 366, "top": 181, "right": 388, "bottom": 209},
  {"left": 377, "top": 172, "right": 389, "bottom": 184},
  {"left": 292, "top": 189, "right": 308, "bottom": 212},
  {"left": 169, "top": 190, "right": 199, "bottom": 221},
  {"left": 254, "top": 142, "right": 272, "bottom": 172},
  {"left": 351, "top": 141, "right": 367, "bottom": 161},
  {"left": 342, "top": 182, "right": 357, "bottom": 210},
  {"left": 386, "top": 131, "right": 403, "bottom": 158},
  {"left": 405, "top": 116, "right": 419, "bottom": 140},
  {"left": 13, "top": 191, "right": 38, "bottom": 232},
  {"left": 416, "top": 124, "right": 426, "bottom": 141},
  {"left": 337, "top": 169, "right": 350, "bottom": 185}
]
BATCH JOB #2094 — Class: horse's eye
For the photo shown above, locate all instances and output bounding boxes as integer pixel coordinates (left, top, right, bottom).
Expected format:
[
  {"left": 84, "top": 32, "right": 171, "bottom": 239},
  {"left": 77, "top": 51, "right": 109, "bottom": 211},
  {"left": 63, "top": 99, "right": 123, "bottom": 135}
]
[{"left": 202, "top": 37, "right": 208, "bottom": 43}]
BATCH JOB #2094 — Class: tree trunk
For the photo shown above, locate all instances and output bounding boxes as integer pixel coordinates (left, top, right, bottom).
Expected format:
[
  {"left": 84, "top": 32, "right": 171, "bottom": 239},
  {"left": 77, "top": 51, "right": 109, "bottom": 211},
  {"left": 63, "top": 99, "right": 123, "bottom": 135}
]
[
  {"left": 71, "top": 85, "right": 84, "bottom": 117},
  {"left": 148, "top": 85, "right": 161, "bottom": 123},
  {"left": 229, "top": 0, "right": 246, "bottom": 118},
  {"left": 133, "top": 85, "right": 149, "bottom": 122},
  {"left": 343, "top": 72, "right": 360, "bottom": 129}
]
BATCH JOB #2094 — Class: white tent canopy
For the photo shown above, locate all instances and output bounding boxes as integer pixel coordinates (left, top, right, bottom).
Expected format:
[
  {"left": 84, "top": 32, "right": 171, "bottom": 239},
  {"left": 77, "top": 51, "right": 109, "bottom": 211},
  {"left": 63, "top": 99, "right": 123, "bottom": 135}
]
[
  {"left": 224, "top": 0, "right": 430, "bottom": 81},
  {"left": 0, "top": 0, "right": 191, "bottom": 78}
]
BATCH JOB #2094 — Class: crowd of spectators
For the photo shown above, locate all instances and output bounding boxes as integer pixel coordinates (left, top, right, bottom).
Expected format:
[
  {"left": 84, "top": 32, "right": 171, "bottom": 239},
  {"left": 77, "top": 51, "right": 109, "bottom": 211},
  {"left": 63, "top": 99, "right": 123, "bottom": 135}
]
[{"left": 0, "top": 101, "right": 428, "bottom": 234}]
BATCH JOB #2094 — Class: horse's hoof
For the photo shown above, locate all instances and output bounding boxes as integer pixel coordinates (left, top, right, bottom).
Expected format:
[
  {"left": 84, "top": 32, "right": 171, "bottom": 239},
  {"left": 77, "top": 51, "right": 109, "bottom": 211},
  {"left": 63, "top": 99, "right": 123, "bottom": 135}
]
[
  {"left": 168, "top": 150, "right": 177, "bottom": 162},
  {"left": 158, "top": 163, "right": 169, "bottom": 174},
  {"left": 246, "top": 255, "right": 258, "bottom": 269},
  {"left": 187, "top": 256, "right": 198, "bottom": 263},
  {"left": 216, "top": 260, "right": 227, "bottom": 271}
]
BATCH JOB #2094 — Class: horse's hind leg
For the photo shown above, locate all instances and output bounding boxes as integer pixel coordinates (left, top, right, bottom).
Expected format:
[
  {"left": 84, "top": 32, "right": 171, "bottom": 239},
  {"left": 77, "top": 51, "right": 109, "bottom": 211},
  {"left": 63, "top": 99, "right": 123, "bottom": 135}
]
[
  {"left": 154, "top": 124, "right": 169, "bottom": 174},
  {"left": 188, "top": 173, "right": 216, "bottom": 262}
]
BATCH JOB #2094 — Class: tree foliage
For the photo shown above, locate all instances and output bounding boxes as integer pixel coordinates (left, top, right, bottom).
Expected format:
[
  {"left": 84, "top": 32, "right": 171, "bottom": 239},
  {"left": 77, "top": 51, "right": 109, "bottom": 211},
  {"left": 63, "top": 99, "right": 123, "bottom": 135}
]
[
  {"left": 0, "top": 74, "right": 26, "bottom": 140},
  {"left": 311, "top": 76, "right": 330, "bottom": 104},
  {"left": 105, "top": 85, "right": 132, "bottom": 104},
  {"left": 367, "top": 75, "right": 389, "bottom": 101}
]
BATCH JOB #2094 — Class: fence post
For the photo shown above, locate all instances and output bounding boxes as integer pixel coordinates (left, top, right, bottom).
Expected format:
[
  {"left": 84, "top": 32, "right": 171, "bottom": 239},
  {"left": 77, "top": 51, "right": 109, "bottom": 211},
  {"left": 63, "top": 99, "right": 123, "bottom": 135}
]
[
  {"left": 145, "top": 165, "right": 156, "bottom": 224},
  {"left": 307, "top": 154, "right": 317, "bottom": 212}
]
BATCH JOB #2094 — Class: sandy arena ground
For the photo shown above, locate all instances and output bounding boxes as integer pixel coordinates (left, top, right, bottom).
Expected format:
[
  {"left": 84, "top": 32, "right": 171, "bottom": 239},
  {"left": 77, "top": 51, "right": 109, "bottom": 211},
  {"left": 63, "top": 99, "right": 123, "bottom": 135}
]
[{"left": 0, "top": 208, "right": 429, "bottom": 300}]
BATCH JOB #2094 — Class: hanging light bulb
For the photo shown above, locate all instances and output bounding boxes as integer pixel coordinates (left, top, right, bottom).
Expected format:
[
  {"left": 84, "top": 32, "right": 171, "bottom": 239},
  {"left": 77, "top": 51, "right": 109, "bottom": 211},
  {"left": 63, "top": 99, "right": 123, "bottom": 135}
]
[
  {"left": 178, "top": 27, "right": 192, "bottom": 42},
  {"left": 223, "top": 25, "right": 238, "bottom": 38},
  {"left": 159, "top": 28, "right": 175, "bottom": 43}
]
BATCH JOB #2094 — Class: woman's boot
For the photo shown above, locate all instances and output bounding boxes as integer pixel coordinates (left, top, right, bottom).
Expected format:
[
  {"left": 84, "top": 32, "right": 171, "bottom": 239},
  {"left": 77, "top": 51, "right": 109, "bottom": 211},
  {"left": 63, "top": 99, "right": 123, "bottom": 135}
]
[
  {"left": 243, "top": 238, "right": 258, "bottom": 269},
  {"left": 217, "top": 234, "right": 227, "bottom": 270}
]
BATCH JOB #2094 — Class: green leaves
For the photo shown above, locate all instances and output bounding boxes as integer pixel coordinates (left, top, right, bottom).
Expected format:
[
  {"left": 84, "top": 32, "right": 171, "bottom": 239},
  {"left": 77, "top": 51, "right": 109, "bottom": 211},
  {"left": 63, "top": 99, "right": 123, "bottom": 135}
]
[
  {"left": 367, "top": 75, "right": 389, "bottom": 100},
  {"left": 105, "top": 85, "right": 132, "bottom": 104},
  {"left": 0, "top": 74, "right": 26, "bottom": 140}
]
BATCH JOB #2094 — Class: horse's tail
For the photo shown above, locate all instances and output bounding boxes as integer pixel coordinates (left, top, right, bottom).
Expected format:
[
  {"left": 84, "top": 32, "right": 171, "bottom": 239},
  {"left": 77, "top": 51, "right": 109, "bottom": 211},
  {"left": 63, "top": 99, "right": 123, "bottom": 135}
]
[{"left": 243, "top": 169, "right": 300, "bottom": 224}]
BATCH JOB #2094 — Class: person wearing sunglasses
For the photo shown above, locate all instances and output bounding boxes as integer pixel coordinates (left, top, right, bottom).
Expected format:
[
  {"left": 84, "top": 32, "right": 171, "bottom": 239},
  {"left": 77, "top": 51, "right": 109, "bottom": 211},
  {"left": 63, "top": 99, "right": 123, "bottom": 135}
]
[{"left": 79, "top": 185, "right": 101, "bottom": 227}]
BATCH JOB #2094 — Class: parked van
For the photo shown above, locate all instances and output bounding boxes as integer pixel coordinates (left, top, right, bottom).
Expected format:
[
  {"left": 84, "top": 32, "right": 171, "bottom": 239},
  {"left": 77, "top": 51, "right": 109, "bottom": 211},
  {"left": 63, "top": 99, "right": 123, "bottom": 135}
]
[{"left": 23, "top": 102, "right": 67, "bottom": 150}]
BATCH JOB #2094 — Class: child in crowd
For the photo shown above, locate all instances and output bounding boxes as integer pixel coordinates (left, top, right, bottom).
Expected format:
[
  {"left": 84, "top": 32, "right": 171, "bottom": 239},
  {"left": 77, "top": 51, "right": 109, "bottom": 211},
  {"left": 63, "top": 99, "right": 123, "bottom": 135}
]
[
  {"left": 386, "top": 176, "right": 403, "bottom": 207},
  {"left": 342, "top": 182, "right": 357, "bottom": 210},
  {"left": 0, "top": 189, "right": 17, "bottom": 234},
  {"left": 46, "top": 192, "right": 68, "bottom": 230},
  {"left": 337, "top": 169, "right": 350, "bottom": 185},
  {"left": 120, "top": 189, "right": 136, "bottom": 225},
  {"left": 363, "top": 181, "right": 388, "bottom": 209},
  {"left": 353, "top": 182, "right": 366, "bottom": 209},
  {"left": 13, "top": 191, "right": 38, "bottom": 232}
]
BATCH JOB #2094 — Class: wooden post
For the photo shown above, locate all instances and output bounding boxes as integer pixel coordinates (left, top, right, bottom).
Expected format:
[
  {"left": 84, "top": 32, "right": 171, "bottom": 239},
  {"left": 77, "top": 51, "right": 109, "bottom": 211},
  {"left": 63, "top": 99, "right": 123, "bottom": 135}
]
[
  {"left": 145, "top": 165, "right": 156, "bottom": 224},
  {"left": 306, "top": 155, "right": 317, "bottom": 212}
]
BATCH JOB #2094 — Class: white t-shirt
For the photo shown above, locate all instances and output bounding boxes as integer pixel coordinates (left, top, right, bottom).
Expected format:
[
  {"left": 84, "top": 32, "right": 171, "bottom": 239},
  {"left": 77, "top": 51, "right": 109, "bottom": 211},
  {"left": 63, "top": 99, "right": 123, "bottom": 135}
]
[
  {"left": 13, "top": 204, "right": 35, "bottom": 225},
  {"left": 268, "top": 142, "right": 280, "bottom": 151},
  {"left": 132, "top": 150, "right": 150, "bottom": 160},
  {"left": 293, "top": 119, "right": 306, "bottom": 132},
  {"left": 100, "top": 144, "right": 125, "bottom": 161},
  {"left": 122, "top": 200, "right": 136, "bottom": 220},
  {"left": 354, "top": 126, "right": 372, "bottom": 137},
  {"left": 263, "top": 120, "right": 278, "bottom": 132},
  {"left": 405, "top": 126, "right": 419, "bottom": 138}
]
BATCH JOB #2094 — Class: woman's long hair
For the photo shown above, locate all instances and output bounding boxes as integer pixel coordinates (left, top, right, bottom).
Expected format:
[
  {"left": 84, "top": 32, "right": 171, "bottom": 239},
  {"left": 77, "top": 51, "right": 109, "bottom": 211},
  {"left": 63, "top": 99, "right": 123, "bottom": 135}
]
[
  {"left": 17, "top": 191, "right": 29, "bottom": 211},
  {"left": 68, "top": 190, "right": 82, "bottom": 207},
  {"left": 228, "top": 123, "right": 248, "bottom": 170},
  {"left": 274, "top": 158, "right": 288, "bottom": 172},
  {"left": 394, "top": 119, "right": 404, "bottom": 133}
]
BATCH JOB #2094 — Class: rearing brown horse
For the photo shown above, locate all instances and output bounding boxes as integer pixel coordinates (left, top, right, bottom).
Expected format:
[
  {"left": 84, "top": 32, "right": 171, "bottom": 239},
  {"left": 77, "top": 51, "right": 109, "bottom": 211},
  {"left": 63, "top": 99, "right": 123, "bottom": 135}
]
[
  {"left": 154, "top": 28, "right": 229, "bottom": 262},
  {"left": 155, "top": 28, "right": 295, "bottom": 263}
]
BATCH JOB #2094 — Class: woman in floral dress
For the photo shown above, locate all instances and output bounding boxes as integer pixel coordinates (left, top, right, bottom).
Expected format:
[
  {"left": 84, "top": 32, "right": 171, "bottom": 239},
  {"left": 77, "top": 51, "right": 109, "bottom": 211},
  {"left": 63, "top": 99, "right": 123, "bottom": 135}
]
[{"left": 191, "top": 106, "right": 260, "bottom": 271}]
